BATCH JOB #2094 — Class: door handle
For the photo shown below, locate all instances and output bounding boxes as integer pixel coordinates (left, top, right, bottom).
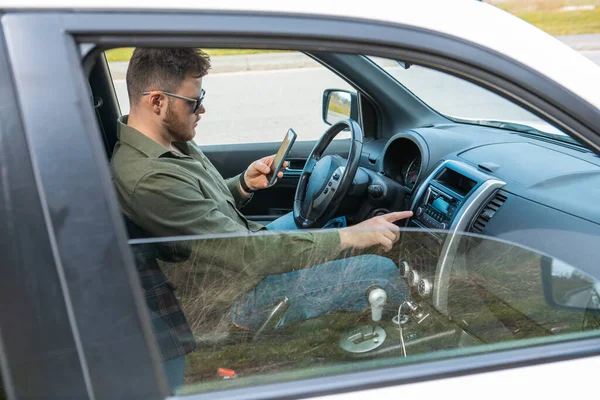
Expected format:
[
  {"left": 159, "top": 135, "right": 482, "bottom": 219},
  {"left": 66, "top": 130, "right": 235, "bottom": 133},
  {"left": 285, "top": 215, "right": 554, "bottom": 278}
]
[{"left": 283, "top": 167, "right": 302, "bottom": 177}]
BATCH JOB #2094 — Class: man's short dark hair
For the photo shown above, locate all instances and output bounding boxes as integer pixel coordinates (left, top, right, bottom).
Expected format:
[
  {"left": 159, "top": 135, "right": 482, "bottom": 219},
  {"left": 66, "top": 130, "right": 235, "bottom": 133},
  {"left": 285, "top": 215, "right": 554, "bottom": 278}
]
[{"left": 126, "top": 48, "right": 211, "bottom": 106}]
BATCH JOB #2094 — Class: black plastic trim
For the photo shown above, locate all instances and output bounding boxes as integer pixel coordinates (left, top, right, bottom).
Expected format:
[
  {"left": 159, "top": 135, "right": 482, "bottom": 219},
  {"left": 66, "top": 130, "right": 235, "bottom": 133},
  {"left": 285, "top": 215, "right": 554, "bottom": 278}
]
[
  {"left": 0, "top": 21, "right": 91, "bottom": 399},
  {"left": 1, "top": 13, "right": 167, "bottom": 399}
]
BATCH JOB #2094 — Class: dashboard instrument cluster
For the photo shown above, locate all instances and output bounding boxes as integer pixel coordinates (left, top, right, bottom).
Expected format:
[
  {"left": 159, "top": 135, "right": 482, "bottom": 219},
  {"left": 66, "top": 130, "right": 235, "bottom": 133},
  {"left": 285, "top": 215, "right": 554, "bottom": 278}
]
[{"left": 381, "top": 137, "right": 422, "bottom": 191}]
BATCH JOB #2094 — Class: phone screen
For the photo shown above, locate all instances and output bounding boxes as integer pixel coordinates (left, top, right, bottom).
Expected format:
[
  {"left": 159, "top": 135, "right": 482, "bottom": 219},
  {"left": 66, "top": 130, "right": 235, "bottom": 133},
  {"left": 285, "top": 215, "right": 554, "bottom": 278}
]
[{"left": 268, "top": 128, "right": 297, "bottom": 185}]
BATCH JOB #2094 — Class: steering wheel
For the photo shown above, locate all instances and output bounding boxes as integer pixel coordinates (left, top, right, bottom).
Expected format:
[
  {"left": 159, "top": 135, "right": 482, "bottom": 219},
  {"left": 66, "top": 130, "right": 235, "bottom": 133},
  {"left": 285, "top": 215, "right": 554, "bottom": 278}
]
[{"left": 294, "top": 119, "right": 363, "bottom": 229}]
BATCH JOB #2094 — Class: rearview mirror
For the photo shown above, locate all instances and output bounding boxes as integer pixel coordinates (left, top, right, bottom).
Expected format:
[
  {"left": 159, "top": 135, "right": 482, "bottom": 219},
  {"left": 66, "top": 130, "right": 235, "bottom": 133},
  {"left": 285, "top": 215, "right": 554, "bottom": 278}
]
[
  {"left": 322, "top": 89, "right": 358, "bottom": 125},
  {"left": 543, "top": 258, "right": 600, "bottom": 311}
]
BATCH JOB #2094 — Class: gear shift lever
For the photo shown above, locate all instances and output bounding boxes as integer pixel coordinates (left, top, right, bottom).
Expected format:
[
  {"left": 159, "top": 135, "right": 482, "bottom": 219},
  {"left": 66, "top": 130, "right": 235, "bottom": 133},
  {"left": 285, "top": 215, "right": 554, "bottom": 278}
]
[
  {"left": 339, "top": 286, "right": 388, "bottom": 354},
  {"left": 367, "top": 286, "right": 387, "bottom": 322}
]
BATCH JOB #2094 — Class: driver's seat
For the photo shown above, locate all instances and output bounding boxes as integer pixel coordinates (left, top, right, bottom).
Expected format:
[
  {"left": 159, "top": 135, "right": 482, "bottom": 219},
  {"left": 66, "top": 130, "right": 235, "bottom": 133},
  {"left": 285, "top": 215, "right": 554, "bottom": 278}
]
[
  {"left": 123, "top": 215, "right": 197, "bottom": 360},
  {"left": 124, "top": 214, "right": 289, "bottom": 344}
]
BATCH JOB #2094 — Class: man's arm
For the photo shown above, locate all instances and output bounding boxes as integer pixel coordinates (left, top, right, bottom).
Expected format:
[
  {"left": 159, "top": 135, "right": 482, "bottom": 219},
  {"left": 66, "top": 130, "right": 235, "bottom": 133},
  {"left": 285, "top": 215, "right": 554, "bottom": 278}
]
[
  {"left": 130, "top": 170, "right": 342, "bottom": 277},
  {"left": 224, "top": 155, "right": 288, "bottom": 207},
  {"left": 225, "top": 173, "right": 252, "bottom": 209}
]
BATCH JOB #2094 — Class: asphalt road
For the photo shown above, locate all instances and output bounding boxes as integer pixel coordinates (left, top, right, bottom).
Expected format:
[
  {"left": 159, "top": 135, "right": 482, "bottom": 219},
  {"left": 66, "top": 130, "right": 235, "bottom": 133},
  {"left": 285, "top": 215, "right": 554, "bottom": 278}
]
[
  {"left": 112, "top": 50, "right": 600, "bottom": 146},
  {"left": 582, "top": 50, "right": 600, "bottom": 65},
  {"left": 114, "top": 66, "right": 355, "bottom": 145}
]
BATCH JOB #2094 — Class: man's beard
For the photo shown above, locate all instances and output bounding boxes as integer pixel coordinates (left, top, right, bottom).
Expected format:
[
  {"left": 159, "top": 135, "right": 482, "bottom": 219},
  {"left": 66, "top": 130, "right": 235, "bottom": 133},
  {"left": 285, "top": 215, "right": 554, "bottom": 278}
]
[{"left": 164, "top": 102, "right": 194, "bottom": 142}]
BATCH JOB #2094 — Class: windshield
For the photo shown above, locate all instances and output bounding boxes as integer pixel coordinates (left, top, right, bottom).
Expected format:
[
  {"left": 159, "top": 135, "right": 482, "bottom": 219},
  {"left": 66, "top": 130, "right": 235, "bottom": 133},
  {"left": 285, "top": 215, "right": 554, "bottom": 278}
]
[{"left": 368, "top": 57, "right": 579, "bottom": 145}]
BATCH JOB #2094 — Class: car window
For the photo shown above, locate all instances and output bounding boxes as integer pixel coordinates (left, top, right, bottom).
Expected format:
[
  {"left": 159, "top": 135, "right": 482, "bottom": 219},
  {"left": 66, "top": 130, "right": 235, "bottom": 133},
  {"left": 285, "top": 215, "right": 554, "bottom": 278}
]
[
  {"left": 101, "top": 45, "right": 600, "bottom": 398},
  {"left": 127, "top": 229, "right": 600, "bottom": 396},
  {"left": 367, "top": 56, "right": 577, "bottom": 145},
  {"left": 107, "top": 49, "right": 355, "bottom": 145}
]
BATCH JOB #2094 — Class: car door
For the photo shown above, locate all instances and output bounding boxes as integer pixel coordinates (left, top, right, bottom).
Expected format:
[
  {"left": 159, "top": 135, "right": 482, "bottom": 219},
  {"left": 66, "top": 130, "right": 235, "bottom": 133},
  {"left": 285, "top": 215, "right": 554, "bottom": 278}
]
[
  {"left": 2, "top": 5, "right": 600, "bottom": 400},
  {"left": 0, "top": 13, "right": 167, "bottom": 400}
]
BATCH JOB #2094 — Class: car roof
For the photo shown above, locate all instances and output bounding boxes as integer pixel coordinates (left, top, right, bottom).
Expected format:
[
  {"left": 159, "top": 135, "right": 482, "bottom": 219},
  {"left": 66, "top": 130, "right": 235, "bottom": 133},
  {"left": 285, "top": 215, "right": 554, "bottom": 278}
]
[{"left": 3, "top": 0, "right": 600, "bottom": 110}]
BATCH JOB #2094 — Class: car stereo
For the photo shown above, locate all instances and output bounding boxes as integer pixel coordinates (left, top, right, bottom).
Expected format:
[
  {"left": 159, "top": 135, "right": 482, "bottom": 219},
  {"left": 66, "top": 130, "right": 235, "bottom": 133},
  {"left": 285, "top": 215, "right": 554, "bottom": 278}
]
[
  {"left": 411, "top": 165, "right": 478, "bottom": 231},
  {"left": 413, "top": 185, "right": 460, "bottom": 230}
]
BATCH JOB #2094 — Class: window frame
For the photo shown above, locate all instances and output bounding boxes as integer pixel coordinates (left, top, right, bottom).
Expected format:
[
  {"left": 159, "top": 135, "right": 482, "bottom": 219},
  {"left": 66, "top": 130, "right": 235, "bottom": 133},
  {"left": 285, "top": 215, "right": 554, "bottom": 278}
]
[
  {"left": 0, "top": 21, "right": 97, "bottom": 400},
  {"left": 1, "top": 8, "right": 599, "bottom": 400}
]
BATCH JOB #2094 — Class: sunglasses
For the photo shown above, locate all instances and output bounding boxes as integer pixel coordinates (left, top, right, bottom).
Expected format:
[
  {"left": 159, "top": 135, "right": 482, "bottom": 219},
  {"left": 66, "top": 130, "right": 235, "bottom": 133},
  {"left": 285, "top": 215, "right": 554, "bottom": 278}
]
[{"left": 142, "top": 88, "right": 206, "bottom": 114}]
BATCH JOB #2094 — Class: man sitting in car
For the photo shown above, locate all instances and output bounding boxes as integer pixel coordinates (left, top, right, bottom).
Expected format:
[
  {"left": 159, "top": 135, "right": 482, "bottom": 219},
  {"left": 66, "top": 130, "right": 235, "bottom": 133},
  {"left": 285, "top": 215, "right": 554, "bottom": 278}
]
[{"left": 111, "top": 47, "right": 411, "bottom": 391}]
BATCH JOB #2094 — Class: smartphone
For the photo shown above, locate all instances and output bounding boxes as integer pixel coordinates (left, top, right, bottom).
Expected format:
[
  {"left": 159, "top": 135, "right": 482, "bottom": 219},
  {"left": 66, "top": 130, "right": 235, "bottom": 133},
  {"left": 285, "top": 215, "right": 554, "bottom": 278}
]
[{"left": 267, "top": 128, "right": 297, "bottom": 185}]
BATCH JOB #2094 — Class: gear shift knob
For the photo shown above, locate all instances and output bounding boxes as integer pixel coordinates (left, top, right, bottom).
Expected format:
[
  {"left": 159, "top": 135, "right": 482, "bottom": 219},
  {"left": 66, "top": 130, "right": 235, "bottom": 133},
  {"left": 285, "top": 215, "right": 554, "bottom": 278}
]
[{"left": 368, "top": 287, "right": 387, "bottom": 321}]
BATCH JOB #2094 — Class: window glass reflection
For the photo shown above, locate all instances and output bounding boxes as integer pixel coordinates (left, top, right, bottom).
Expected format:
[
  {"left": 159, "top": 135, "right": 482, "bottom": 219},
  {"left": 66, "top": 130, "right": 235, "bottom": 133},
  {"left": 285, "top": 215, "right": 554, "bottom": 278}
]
[{"left": 128, "top": 229, "right": 600, "bottom": 395}]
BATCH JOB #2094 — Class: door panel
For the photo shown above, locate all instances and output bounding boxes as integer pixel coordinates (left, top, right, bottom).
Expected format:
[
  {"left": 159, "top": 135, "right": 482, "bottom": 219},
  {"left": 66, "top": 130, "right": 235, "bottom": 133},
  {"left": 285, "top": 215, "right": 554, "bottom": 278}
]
[
  {"left": 202, "top": 139, "right": 351, "bottom": 220},
  {"left": 3, "top": 14, "right": 167, "bottom": 398}
]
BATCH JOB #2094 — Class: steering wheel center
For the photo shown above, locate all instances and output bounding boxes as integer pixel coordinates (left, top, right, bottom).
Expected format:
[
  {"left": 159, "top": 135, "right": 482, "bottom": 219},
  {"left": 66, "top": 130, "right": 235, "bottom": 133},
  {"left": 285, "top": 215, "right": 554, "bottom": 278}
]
[
  {"left": 305, "top": 156, "right": 344, "bottom": 202},
  {"left": 293, "top": 119, "right": 363, "bottom": 229}
]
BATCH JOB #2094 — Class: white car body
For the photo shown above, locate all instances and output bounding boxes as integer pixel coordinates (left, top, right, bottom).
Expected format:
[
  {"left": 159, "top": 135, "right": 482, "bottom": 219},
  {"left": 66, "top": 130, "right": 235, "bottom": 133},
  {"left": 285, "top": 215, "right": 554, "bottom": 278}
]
[{"left": 2, "top": 1, "right": 599, "bottom": 399}]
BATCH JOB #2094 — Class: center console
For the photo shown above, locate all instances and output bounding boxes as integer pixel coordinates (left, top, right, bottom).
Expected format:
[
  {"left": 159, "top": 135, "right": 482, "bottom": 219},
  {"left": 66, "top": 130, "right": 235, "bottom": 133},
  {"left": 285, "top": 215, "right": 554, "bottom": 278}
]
[
  {"left": 410, "top": 162, "right": 478, "bottom": 232},
  {"left": 400, "top": 160, "right": 506, "bottom": 313}
]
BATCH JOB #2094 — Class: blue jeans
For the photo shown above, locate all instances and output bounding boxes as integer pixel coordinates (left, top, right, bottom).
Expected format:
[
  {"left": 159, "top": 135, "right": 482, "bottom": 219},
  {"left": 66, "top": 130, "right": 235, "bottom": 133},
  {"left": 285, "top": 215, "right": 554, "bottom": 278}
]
[
  {"left": 265, "top": 212, "right": 347, "bottom": 230},
  {"left": 232, "top": 213, "right": 407, "bottom": 330}
]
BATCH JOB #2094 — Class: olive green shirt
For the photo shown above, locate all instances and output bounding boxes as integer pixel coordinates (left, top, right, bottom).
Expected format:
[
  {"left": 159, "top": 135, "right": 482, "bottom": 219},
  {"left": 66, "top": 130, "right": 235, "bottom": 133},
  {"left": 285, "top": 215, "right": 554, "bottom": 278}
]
[{"left": 111, "top": 116, "right": 341, "bottom": 285}]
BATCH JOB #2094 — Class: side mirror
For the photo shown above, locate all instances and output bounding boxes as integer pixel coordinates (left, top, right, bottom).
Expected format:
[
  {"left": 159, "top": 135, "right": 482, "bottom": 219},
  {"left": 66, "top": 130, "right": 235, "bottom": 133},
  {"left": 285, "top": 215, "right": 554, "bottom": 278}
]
[
  {"left": 396, "top": 60, "right": 412, "bottom": 69},
  {"left": 543, "top": 257, "right": 600, "bottom": 312},
  {"left": 322, "top": 89, "right": 358, "bottom": 126}
]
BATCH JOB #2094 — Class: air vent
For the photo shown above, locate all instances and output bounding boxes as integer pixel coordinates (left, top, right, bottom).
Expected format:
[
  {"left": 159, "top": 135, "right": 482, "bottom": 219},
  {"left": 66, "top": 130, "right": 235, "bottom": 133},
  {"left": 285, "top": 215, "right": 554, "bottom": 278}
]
[{"left": 470, "top": 192, "right": 507, "bottom": 234}]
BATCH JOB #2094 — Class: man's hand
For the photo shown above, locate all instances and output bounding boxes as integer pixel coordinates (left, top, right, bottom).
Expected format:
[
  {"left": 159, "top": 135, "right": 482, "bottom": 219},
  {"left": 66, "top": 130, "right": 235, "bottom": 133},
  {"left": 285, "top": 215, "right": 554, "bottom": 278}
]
[
  {"left": 243, "top": 155, "right": 288, "bottom": 191},
  {"left": 339, "top": 211, "right": 413, "bottom": 252}
]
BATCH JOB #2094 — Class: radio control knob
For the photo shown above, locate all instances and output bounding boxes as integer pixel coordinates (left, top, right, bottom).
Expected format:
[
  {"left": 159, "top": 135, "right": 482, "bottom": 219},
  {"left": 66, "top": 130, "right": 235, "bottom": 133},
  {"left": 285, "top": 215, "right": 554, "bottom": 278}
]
[
  {"left": 439, "top": 222, "right": 448, "bottom": 230},
  {"left": 399, "top": 260, "right": 411, "bottom": 278},
  {"left": 415, "top": 207, "right": 424, "bottom": 217},
  {"left": 418, "top": 279, "right": 433, "bottom": 297},
  {"left": 408, "top": 269, "right": 421, "bottom": 287}
]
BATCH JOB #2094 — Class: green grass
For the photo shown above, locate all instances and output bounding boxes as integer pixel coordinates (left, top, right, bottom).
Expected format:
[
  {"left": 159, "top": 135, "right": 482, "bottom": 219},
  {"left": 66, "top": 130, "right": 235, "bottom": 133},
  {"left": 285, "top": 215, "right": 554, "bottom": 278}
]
[
  {"left": 105, "top": 48, "right": 288, "bottom": 62},
  {"left": 490, "top": 0, "right": 598, "bottom": 13},
  {"left": 490, "top": 1, "right": 600, "bottom": 35},
  {"left": 514, "top": 9, "right": 600, "bottom": 35}
]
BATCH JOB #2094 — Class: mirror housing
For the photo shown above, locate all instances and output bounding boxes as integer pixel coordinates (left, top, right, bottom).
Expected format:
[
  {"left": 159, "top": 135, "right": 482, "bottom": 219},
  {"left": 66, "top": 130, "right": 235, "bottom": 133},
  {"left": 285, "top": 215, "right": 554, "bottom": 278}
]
[
  {"left": 396, "top": 60, "right": 412, "bottom": 69},
  {"left": 542, "top": 257, "right": 600, "bottom": 312},
  {"left": 322, "top": 89, "right": 358, "bottom": 126}
]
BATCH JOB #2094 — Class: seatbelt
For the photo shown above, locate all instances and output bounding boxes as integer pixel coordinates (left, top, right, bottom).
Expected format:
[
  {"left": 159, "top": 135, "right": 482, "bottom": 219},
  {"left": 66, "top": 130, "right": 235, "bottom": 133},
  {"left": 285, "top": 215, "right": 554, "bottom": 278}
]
[
  {"left": 87, "top": 79, "right": 111, "bottom": 157},
  {"left": 93, "top": 95, "right": 111, "bottom": 157}
]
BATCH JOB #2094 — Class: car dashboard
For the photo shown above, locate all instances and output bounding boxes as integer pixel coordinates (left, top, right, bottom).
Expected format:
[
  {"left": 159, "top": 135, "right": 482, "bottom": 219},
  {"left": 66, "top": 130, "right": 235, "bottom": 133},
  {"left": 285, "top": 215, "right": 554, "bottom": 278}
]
[
  {"left": 178, "top": 123, "right": 600, "bottom": 388},
  {"left": 366, "top": 122, "right": 600, "bottom": 279},
  {"left": 362, "top": 121, "right": 600, "bottom": 332}
]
